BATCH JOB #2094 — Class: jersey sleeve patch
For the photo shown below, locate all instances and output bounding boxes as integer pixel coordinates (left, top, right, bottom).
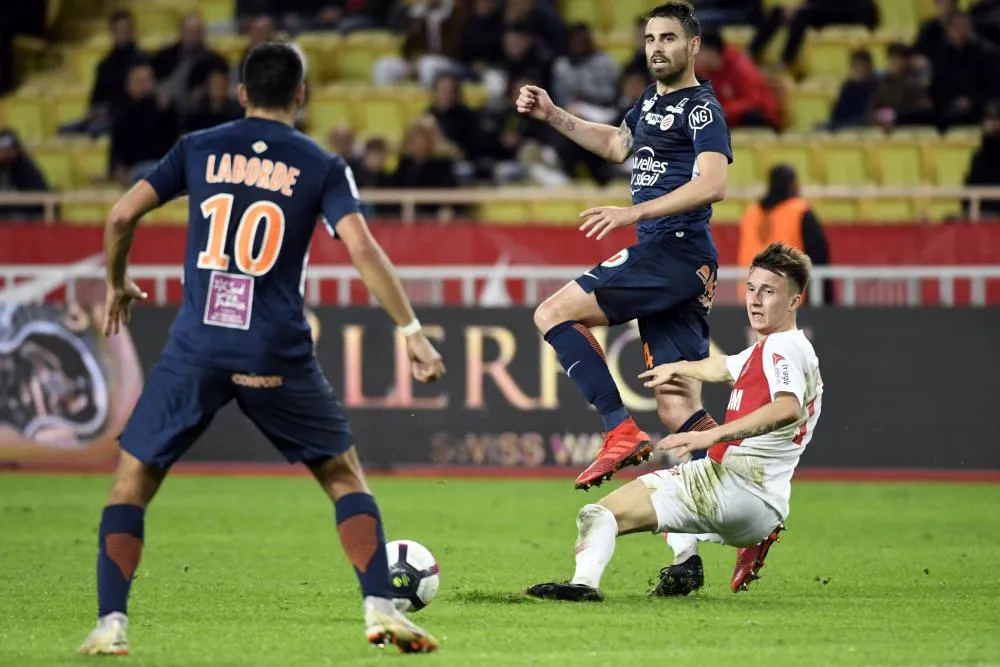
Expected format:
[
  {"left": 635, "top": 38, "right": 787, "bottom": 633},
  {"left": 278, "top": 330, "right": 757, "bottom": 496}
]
[
  {"left": 764, "top": 336, "right": 805, "bottom": 405},
  {"left": 687, "top": 104, "right": 714, "bottom": 131}
]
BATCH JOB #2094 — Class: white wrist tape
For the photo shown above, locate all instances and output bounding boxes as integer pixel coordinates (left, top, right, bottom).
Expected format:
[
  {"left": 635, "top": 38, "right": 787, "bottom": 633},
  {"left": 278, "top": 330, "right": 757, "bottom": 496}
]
[{"left": 398, "top": 319, "right": 422, "bottom": 336}]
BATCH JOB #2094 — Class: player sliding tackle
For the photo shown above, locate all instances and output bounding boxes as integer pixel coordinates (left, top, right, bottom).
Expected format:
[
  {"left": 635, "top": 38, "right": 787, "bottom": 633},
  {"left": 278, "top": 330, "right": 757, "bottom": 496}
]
[
  {"left": 80, "top": 43, "right": 444, "bottom": 656},
  {"left": 526, "top": 243, "right": 823, "bottom": 601},
  {"left": 517, "top": 1, "right": 732, "bottom": 492}
]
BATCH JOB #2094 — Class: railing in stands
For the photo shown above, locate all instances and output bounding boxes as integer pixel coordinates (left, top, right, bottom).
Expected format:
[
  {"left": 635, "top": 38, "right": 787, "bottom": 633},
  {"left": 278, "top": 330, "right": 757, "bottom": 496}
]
[
  {"left": 1, "top": 185, "right": 999, "bottom": 222},
  {"left": 3, "top": 265, "right": 1000, "bottom": 307}
]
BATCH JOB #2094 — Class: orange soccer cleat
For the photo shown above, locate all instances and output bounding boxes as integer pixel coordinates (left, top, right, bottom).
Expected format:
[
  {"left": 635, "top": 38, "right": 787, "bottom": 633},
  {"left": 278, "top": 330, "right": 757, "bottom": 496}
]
[
  {"left": 574, "top": 417, "right": 652, "bottom": 490},
  {"left": 731, "top": 524, "right": 785, "bottom": 593}
]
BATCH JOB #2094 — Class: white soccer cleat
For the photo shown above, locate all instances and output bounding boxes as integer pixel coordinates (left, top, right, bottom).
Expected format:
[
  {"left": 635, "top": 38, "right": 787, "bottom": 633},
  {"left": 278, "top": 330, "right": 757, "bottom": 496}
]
[
  {"left": 364, "top": 596, "right": 439, "bottom": 654},
  {"left": 78, "top": 612, "right": 130, "bottom": 656}
]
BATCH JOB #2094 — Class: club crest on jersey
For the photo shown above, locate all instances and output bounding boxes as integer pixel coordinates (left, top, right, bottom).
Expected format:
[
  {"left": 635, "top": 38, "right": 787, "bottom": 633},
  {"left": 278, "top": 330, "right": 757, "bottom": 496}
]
[
  {"left": 659, "top": 115, "right": 674, "bottom": 131},
  {"left": 601, "top": 249, "right": 630, "bottom": 268},
  {"left": 688, "top": 104, "right": 714, "bottom": 131}
]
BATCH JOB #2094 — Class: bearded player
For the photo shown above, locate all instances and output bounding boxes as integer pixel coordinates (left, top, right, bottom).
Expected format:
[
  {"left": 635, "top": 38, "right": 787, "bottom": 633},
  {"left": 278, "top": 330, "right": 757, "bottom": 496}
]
[
  {"left": 518, "top": 1, "right": 732, "bottom": 494},
  {"left": 526, "top": 242, "right": 823, "bottom": 601}
]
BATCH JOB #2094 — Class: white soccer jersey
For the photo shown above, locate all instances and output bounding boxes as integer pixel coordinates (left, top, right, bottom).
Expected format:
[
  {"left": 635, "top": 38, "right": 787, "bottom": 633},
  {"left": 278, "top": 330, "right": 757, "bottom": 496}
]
[{"left": 708, "top": 329, "right": 823, "bottom": 519}]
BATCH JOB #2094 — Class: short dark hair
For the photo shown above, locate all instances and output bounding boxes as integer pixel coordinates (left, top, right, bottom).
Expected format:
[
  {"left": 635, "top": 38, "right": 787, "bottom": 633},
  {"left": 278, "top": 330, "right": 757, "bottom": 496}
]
[
  {"left": 645, "top": 1, "right": 701, "bottom": 39},
  {"left": 110, "top": 9, "right": 133, "bottom": 26},
  {"left": 241, "top": 42, "right": 304, "bottom": 110},
  {"left": 700, "top": 30, "right": 724, "bottom": 52},
  {"left": 850, "top": 48, "right": 873, "bottom": 66},
  {"left": 751, "top": 242, "right": 812, "bottom": 294}
]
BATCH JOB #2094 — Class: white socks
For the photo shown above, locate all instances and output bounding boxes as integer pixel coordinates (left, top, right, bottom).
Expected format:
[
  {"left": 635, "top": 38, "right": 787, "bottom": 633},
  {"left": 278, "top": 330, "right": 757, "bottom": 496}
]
[
  {"left": 666, "top": 532, "right": 699, "bottom": 565},
  {"left": 571, "top": 504, "right": 618, "bottom": 589}
]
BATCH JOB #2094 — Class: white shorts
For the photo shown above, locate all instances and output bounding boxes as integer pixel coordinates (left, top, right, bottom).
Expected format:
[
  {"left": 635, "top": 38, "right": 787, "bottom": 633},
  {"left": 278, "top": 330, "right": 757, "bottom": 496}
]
[{"left": 639, "top": 458, "right": 782, "bottom": 548}]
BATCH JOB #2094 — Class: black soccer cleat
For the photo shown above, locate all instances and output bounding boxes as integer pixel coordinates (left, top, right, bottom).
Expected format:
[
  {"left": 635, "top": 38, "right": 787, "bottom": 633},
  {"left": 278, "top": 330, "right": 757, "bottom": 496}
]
[
  {"left": 525, "top": 582, "right": 604, "bottom": 602},
  {"left": 651, "top": 555, "right": 705, "bottom": 597}
]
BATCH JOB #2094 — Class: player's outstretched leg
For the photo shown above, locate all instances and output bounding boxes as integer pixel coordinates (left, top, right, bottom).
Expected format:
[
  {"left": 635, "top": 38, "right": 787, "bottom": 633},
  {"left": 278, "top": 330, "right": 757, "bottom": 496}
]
[
  {"left": 308, "top": 448, "right": 439, "bottom": 654},
  {"left": 534, "top": 283, "right": 651, "bottom": 491},
  {"left": 526, "top": 480, "right": 659, "bottom": 601},
  {"left": 79, "top": 452, "right": 167, "bottom": 656},
  {"left": 731, "top": 524, "right": 785, "bottom": 593}
]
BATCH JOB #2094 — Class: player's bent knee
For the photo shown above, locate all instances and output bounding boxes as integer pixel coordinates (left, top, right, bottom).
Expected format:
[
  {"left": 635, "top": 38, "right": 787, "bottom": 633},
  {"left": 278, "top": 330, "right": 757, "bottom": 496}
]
[
  {"left": 533, "top": 298, "right": 562, "bottom": 333},
  {"left": 107, "top": 451, "right": 166, "bottom": 507},
  {"left": 597, "top": 480, "right": 659, "bottom": 535}
]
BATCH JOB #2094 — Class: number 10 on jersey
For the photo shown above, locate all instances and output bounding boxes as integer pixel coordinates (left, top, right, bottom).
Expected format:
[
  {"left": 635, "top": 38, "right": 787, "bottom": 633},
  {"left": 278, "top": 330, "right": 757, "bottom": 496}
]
[{"left": 197, "top": 194, "right": 286, "bottom": 277}]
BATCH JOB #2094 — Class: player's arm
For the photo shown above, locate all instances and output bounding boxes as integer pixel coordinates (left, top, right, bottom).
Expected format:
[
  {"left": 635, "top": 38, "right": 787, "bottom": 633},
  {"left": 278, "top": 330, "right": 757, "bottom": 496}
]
[
  {"left": 335, "top": 213, "right": 418, "bottom": 328},
  {"left": 639, "top": 355, "right": 732, "bottom": 387},
  {"left": 631, "top": 150, "right": 728, "bottom": 221},
  {"left": 702, "top": 394, "right": 801, "bottom": 445},
  {"left": 104, "top": 181, "right": 160, "bottom": 290},
  {"left": 516, "top": 85, "right": 633, "bottom": 164}
]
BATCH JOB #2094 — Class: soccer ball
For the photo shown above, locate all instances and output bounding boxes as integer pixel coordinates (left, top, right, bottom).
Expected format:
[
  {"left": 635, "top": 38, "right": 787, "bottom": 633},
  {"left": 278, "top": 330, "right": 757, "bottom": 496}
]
[{"left": 386, "top": 539, "right": 440, "bottom": 613}]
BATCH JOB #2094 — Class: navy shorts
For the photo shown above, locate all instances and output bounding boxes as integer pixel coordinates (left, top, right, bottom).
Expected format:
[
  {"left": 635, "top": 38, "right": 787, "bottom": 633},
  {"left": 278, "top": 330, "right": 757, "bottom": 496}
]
[
  {"left": 119, "top": 357, "right": 354, "bottom": 469},
  {"left": 575, "top": 231, "right": 718, "bottom": 369}
]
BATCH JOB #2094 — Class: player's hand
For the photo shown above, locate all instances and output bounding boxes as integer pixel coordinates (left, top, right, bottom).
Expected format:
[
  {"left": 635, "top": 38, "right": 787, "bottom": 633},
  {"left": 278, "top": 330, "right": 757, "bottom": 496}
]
[
  {"left": 406, "top": 333, "right": 446, "bottom": 384},
  {"left": 639, "top": 362, "right": 686, "bottom": 388},
  {"left": 516, "top": 85, "right": 555, "bottom": 122},
  {"left": 578, "top": 206, "right": 640, "bottom": 240},
  {"left": 103, "top": 279, "right": 147, "bottom": 337},
  {"left": 656, "top": 430, "right": 716, "bottom": 458}
]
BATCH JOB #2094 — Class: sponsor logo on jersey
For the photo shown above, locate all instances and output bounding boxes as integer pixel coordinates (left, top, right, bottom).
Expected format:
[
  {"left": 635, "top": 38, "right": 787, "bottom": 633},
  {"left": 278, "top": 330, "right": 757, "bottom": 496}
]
[
  {"left": 644, "top": 113, "right": 664, "bottom": 126},
  {"left": 642, "top": 96, "right": 658, "bottom": 113},
  {"left": 688, "top": 104, "right": 714, "bottom": 131},
  {"left": 630, "top": 146, "right": 668, "bottom": 192},
  {"left": 772, "top": 352, "right": 790, "bottom": 386}
]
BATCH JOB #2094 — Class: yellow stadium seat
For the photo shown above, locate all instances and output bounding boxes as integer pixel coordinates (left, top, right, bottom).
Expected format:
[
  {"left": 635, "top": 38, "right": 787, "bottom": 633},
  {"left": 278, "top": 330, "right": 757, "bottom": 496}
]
[
  {"left": 866, "top": 197, "right": 917, "bottom": 221},
  {"left": 758, "top": 135, "right": 819, "bottom": 185},
  {"left": 61, "top": 201, "right": 108, "bottom": 225},
  {"left": 71, "top": 138, "right": 110, "bottom": 185},
  {"left": 50, "top": 89, "right": 91, "bottom": 130},
  {"left": 721, "top": 25, "right": 754, "bottom": 48},
  {"left": 32, "top": 146, "right": 76, "bottom": 190},
  {"left": 789, "top": 86, "right": 836, "bottom": 131},
  {"left": 934, "top": 142, "right": 977, "bottom": 186},
  {"left": 815, "top": 137, "right": 872, "bottom": 186},
  {"left": 462, "top": 84, "right": 490, "bottom": 110},
  {"left": 877, "top": 0, "right": 920, "bottom": 30},
  {"left": 134, "top": 5, "right": 182, "bottom": 40},
  {"left": 812, "top": 197, "right": 861, "bottom": 222},
  {"left": 608, "top": 0, "right": 650, "bottom": 33},
  {"left": 358, "top": 95, "right": 409, "bottom": 145},
  {"left": 530, "top": 199, "right": 584, "bottom": 223},
  {"left": 5, "top": 95, "right": 49, "bottom": 141},
  {"left": 199, "top": 0, "right": 234, "bottom": 24},
  {"left": 306, "top": 89, "right": 358, "bottom": 138},
  {"left": 70, "top": 40, "right": 110, "bottom": 88},
  {"left": 146, "top": 196, "right": 189, "bottom": 224},
  {"left": 561, "top": 0, "right": 609, "bottom": 31},
  {"left": 711, "top": 198, "right": 747, "bottom": 223},
  {"left": 296, "top": 32, "right": 342, "bottom": 84},
  {"left": 873, "top": 139, "right": 929, "bottom": 185},
  {"left": 728, "top": 144, "right": 759, "bottom": 188},
  {"left": 927, "top": 198, "right": 963, "bottom": 221},
  {"left": 803, "top": 33, "right": 853, "bottom": 80},
  {"left": 480, "top": 200, "right": 529, "bottom": 224},
  {"left": 207, "top": 35, "right": 249, "bottom": 67},
  {"left": 595, "top": 32, "right": 636, "bottom": 69},
  {"left": 338, "top": 32, "right": 401, "bottom": 82}
]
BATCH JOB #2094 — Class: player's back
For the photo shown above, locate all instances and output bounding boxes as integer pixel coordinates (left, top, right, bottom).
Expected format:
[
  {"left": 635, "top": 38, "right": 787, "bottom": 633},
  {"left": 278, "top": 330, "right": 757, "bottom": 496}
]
[{"left": 150, "top": 117, "right": 348, "bottom": 374}]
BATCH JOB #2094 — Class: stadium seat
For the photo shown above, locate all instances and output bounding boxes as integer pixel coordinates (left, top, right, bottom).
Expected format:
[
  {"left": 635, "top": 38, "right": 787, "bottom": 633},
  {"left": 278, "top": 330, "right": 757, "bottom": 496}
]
[
  {"left": 727, "top": 143, "right": 760, "bottom": 188},
  {"left": 306, "top": 88, "right": 357, "bottom": 139},
  {"left": 815, "top": 135, "right": 871, "bottom": 186},
  {"left": 72, "top": 138, "right": 110, "bottom": 185},
  {"left": 873, "top": 136, "right": 930, "bottom": 186},
  {"left": 595, "top": 32, "right": 635, "bottom": 69},
  {"left": 31, "top": 145, "right": 77, "bottom": 190},
  {"left": 926, "top": 198, "right": 963, "bottom": 221},
  {"left": 710, "top": 197, "right": 747, "bottom": 223},
  {"left": 866, "top": 197, "right": 917, "bottom": 221},
  {"left": 50, "top": 87, "right": 91, "bottom": 131},
  {"left": 3, "top": 95, "right": 49, "bottom": 141},
  {"left": 61, "top": 199, "right": 110, "bottom": 225},
  {"left": 788, "top": 82, "right": 837, "bottom": 131},
  {"left": 876, "top": 0, "right": 921, "bottom": 30},
  {"left": 812, "top": 197, "right": 861, "bottom": 222},
  {"left": 338, "top": 32, "right": 401, "bottom": 82},
  {"left": 358, "top": 94, "right": 410, "bottom": 146},
  {"left": 607, "top": 0, "right": 655, "bottom": 33},
  {"left": 933, "top": 128, "right": 980, "bottom": 186},
  {"left": 758, "top": 133, "right": 819, "bottom": 185},
  {"left": 479, "top": 200, "right": 530, "bottom": 224},
  {"left": 146, "top": 196, "right": 189, "bottom": 224},
  {"left": 561, "top": 0, "right": 610, "bottom": 31},
  {"left": 296, "top": 32, "right": 342, "bottom": 84}
]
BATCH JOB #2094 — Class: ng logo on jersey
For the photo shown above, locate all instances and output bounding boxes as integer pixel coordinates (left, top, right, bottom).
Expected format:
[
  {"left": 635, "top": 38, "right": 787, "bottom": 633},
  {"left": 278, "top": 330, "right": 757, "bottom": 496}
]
[
  {"left": 688, "top": 104, "right": 714, "bottom": 131},
  {"left": 631, "top": 146, "right": 668, "bottom": 192}
]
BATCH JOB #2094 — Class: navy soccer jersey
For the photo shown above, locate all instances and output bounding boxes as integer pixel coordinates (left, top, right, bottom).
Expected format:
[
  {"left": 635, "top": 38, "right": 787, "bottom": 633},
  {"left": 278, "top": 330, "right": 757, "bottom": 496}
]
[
  {"left": 623, "top": 82, "right": 733, "bottom": 241},
  {"left": 144, "top": 116, "right": 359, "bottom": 375},
  {"left": 576, "top": 82, "right": 733, "bottom": 369}
]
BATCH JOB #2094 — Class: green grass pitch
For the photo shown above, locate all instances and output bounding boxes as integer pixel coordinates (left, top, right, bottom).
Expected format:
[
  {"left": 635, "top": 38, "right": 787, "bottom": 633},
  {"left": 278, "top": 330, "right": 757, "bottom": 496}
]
[{"left": 2, "top": 474, "right": 999, "bottom": 666}]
